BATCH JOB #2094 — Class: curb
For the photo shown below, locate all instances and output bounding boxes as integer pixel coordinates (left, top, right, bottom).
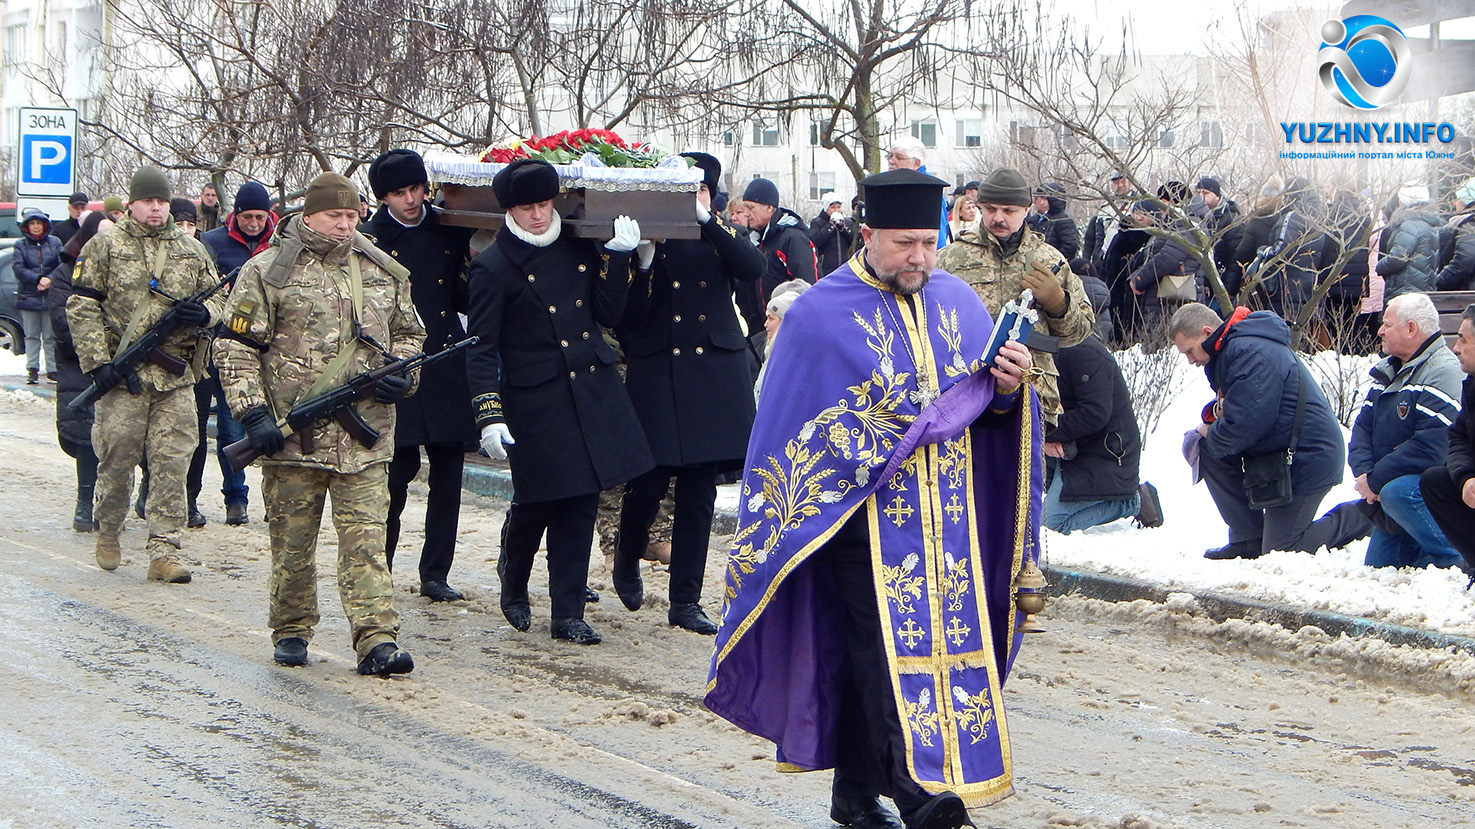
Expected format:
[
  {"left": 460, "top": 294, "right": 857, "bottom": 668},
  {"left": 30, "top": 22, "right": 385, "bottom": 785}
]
[{"left": 463, "top": 463, "right": 1475, "bottom": 657}]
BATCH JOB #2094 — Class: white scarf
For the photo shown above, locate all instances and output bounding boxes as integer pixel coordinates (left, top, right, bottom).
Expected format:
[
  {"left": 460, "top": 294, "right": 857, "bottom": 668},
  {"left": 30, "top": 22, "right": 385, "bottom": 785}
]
[{"left": 505, "top": 209, "right": 562, "bottom": 247}]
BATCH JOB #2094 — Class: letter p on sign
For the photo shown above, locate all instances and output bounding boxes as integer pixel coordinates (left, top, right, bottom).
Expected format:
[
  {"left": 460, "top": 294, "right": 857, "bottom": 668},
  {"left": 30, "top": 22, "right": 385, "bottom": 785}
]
[{"left": 22, "top": 136, "right": 71, "bottom": 184}]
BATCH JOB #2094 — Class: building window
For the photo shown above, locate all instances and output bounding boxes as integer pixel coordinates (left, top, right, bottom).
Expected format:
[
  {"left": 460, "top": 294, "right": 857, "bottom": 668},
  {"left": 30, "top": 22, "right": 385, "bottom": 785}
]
[
  {"left": 955, "top": 118, "right": 983, "bottom": 148},
  {"left": 1104, "top": 133, "right": 1131, "bottom": 150},
  {"left": 1200, "top": 120, "right": 1224, "bottom": 148},
  {"left": 1158, "top": 127, "right": 1176, "bottom": 149},
  {"left": 1008, "top": 121, "right": 1036, "bottom": 147},
  {"left": 752, "top": 122, "right": 779, "bottom": 147},
  {"left": 722, "top": 130, "right": 735, "bottom": 147},
  {"left": 4, "top": 24, "right": 27, "bottom": 68},
  {"left": 910, "top": 120, "right": 938, "bottom": 148},
  {"left": 808, "top": 171, "right": 837, "bottom": 201}
]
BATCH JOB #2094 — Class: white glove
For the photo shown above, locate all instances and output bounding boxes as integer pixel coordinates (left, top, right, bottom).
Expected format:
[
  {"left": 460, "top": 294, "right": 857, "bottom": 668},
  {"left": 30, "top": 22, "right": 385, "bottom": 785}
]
[
  {"left": 636, "top": 240, "right": 655, "bottom": 269},
  {"left": 479, "top": 423, "right": 514, "bottom": 460},
  {"left": 605, "top": 215, "right": 640, "bottom": 252},
  {"left": 695, "top": 199, "right": 711, "bottom": 223},
  {"left": 831, "top": 212, "right": 844, "bottom": 225}
]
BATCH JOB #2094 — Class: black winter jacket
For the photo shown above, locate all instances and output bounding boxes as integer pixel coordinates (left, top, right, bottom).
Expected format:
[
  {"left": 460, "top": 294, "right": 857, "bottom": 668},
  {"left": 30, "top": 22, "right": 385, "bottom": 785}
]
[
  {"left": 1377, "top": 207, "right": 1442, "bottom": 297},
  {"left": 12, "top": 231, "right": 62, "bottom": 312},
  {"left": 1051, "top": 334, "right": 1140, "bottom": 501},
  {"left": 1026, "top": 199, "right": 1081, "bottom": 261},
  {"left": 365, "top": 204, "right": 477, "bottom": 446},
  {"left": 1436, "top": 212, "right": 1475, "bottom": 291},
  {"left": 1446, "top": 376, "right": 1475, "bottom": 492},
  {"left": 808, "top": 211, "right": 856, "bottom": 278}
]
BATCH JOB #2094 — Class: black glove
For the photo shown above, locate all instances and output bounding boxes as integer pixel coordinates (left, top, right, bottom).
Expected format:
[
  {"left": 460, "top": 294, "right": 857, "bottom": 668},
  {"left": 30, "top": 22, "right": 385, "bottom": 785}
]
[
  {"left": 1374, "top": 256, "right": 1407, "bottom": 277},
  {"left": 89, "top": 364, "right": 125, "bottom": 393},
  {"left": 373, "top": 372, "right": 412, "bottom": 404},
  {"left": 174, "top": 299, "right": 211, "bottom": 327},
  {"left": 239, "top": 407, "right": 286, "bottom": 456}
]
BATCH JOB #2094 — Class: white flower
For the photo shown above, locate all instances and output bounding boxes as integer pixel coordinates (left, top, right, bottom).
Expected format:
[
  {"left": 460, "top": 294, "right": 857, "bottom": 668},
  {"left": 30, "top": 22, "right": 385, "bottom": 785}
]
[
  {"left": 855, "top": 464, "right": 870, "bottom": 487},
  {"left": 881, "top": 357, "right": 895, "bottom": 377},
  {"left": 800, "top": 421, "right": 816, "bottom": 441},
  {"left": 945, "top": 551, "right": 956, "bottom": 570},
  {"left": 901, "top": 552, "right": 919, "bottom": 572},
  {"left": 819, "top": 491, "right": 843, "bottom": 503},
  {"left": 918, "top": 687, "right": 931, "bottom": 708},
  {"left": 953, "top": 685, "right": 970, "bottom": 705},
  {"left": 747, "top": 492, "right": 766, "bottom": 512}
]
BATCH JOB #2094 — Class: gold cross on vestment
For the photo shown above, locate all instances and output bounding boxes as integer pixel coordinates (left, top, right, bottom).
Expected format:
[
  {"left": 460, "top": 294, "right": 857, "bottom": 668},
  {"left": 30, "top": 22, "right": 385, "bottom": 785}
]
[
  {"left": 945, "top": 494, "right": 964, "bottom": 524},
  {"left": 884, "top": 496, "right": 915, "bottom": 527},
  {"left": 944, "top": 616, "right": 973, "bottom": 647},
  {"left": 898, "top": 619, "right": 926, "bottom": 649}
]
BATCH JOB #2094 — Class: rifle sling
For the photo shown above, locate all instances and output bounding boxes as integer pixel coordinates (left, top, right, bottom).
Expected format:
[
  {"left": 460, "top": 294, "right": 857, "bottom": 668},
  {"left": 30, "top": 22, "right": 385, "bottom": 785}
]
[{"left": 114, "top": 240, "right": 172, "bottom": 357}]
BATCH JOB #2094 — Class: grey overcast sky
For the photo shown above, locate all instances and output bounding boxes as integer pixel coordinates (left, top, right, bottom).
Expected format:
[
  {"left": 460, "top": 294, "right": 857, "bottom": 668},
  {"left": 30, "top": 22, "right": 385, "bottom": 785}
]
[{"left": 1043, "top": 0, "right": 1475, "bottom": 54}]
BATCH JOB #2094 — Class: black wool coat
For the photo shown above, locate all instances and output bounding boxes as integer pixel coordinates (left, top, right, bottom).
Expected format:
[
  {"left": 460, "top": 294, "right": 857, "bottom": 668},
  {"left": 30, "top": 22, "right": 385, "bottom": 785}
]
[
  {"left": 618, "top": 215, "right": 765, "bottom": 468},
  {"left": 465, "top": 226, "right": 653, "bottom": 502},
  {"left": 365, "top": 204, "right": 477, "bottom": 446},
  {"left": 1051, "top": 335, "right": 1141, "bottom": 501},
  {"left": 45, "top": 257, "right": 94, "bottom": 447}
]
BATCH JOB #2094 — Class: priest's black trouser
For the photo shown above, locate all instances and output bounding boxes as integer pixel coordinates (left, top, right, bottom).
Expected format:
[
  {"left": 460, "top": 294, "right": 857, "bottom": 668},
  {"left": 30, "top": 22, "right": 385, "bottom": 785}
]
[
  {"left": 498, "top": 494, "right": 600, "bottom": 620},
  {"left": 386, "top": 443, "right": 465, "bottom": 583},
  {"left": 816, "top": 509, "right": 933, "bottom": 818},
  {"left": 617, "top": 463, "right": 719, "bottom": 604}
]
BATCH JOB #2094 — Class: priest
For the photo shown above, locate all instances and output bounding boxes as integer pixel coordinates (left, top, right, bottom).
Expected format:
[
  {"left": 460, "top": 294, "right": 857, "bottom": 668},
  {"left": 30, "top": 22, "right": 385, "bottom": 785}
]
[{"left": 705, "top": 168, "right": 1045, "bottom": 829}]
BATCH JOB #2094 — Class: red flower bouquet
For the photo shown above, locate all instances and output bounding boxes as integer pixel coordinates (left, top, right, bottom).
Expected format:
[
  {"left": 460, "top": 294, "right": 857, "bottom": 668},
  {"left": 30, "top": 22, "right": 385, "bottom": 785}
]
[{"left": 480, "top": 129, "right": 666, "bottom": 167}]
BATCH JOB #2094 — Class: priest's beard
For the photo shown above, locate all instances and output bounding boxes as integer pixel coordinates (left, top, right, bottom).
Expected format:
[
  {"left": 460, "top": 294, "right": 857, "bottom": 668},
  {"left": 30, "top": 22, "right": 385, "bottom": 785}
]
[{"left": 877, "top": 266, "right": 930, "bottom": 296}]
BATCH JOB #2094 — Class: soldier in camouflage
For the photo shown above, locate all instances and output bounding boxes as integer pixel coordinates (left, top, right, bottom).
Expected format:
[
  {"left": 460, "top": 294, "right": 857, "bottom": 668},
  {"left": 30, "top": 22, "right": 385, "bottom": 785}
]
[
  {"left": 67, "top": 166, "right": 224, "bottom": 583},
  {"left": 937, "top": 167, "right": 1095, "bottom": 426},
  {"left": 214, "top": 173, "right": 426, "bottom": 676}
]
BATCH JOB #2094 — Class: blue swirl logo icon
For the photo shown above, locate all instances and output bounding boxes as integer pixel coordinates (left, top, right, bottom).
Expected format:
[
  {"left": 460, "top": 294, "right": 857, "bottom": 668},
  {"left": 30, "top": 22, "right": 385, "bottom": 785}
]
[{"left": 1318, "top": 15, "right": 1411, "bottom": 109}]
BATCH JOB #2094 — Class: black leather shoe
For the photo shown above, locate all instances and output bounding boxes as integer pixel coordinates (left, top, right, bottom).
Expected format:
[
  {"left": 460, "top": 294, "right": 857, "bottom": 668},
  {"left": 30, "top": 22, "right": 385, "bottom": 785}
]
[
  {"left": 668, "top": 602, "right": 718, "bottom": 635},
  {"left": 830, "top": 793, "right": 904, "bottom": 828},
  {"left": 501, "top": 601, "right": 532, "bottom": 632},
  {"left": 1204, "top": 539, "right": 1264, "bottom": 560},
  {"left": 187, "top": 505, "right": 207, "bottom": 528},
  {"left": 420, "top": 580, "right": 464, "bottom": 602},
  {"left": 356, "top": 642, "right": 414, "bottom": 676},
  {"left": 585, "top": 586, "right": 599, "bottom": 603},
  {"left": 273, "top": 637, "right": 309, "bottom": 667},
  {"left": 611, "top": 551, "right": 644, "bottom": 611},
  {"left": 550, "top": 617, "right": 601, "bottom": 645},
  {"left": 225, "top": 503, "right": 248, "bottom": 525},
  {"left": 907, "top": 792, "right": 975, "bottom": 829}
]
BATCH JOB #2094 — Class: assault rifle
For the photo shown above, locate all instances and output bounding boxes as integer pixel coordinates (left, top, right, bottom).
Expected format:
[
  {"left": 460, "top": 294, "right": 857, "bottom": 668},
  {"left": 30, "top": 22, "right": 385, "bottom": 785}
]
[
  {"left": 69, "top": 274, "right": 234, "bottom": 412},
  {"left": 224, "top": 336, "right": 479, "bottom": 472}
]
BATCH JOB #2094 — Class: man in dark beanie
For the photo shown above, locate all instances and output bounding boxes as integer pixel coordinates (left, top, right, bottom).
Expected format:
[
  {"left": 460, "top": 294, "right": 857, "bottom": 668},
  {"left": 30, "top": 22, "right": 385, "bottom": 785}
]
[
  {"left": 611, "top": 150, "right": 765, "bottom": 635},
  {"left": 709, "top": 167, "right": 1042, "bottom": 829},
  {"left": 67, "top": 165, "right": 224, "bottom": 583},
  {"left": 465, "top": 157, "right": 653, "bottom": 645},
  {"left": 215, "top": 170, "right": 425, "bottom": 676},
  {"left": 1026, "top": 181, "right": 1080, "bottom": 261},
  {"left": 170, "top": 197, "right": 198, "bottom": 237},
  {"left": 365, "top": 148, "right": 477, "bottom": 603},
  {"left": 1194, "top": 176, "right": 1243, "bottom": 290},
  {"left": 939, "top": 167, "right": 1095, "bottom": 426},
  {"left": 201, "top": 180, "right": 279, "bottom": 527},
  {"left": 738, "top": 177, "right": 818, "bottom": 306}
]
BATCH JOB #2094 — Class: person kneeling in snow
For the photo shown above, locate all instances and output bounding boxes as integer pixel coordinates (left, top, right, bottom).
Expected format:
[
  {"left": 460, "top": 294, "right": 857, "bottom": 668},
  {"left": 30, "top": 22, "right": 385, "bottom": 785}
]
[{"left": 1168, "top": 303, "right": 1344, "bottom": 560}]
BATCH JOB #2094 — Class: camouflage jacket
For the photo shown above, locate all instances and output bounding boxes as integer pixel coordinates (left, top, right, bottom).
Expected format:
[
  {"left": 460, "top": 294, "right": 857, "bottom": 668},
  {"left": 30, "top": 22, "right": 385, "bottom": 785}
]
[
  {"left": 937, "top": 225, "right": 1095, "bottom": 425},
  {"left": 67, "top": 215, "right": 224, "bottom": 392},
  {"left": 214, "top": 216, "right": 425, "bottom": 474}
]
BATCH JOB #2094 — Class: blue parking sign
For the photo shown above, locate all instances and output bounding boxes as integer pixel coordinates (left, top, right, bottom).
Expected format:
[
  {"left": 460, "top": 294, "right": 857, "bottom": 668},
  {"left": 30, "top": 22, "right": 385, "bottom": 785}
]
[{"left": 21, "top": 134, "right": 72, "bottom": 184}]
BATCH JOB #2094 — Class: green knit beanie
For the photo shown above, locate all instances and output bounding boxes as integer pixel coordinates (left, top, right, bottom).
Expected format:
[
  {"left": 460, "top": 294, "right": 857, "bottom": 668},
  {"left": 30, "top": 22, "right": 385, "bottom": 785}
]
[
  {"left": 303, "top": 172, "right": 360, "bottom": 215},
  {"left": 129, "top": 166, "right": 172, "bottom": 203}
]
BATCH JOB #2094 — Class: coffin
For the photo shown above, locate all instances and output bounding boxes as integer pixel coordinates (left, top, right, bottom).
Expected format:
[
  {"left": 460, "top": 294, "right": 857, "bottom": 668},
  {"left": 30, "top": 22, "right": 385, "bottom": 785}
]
[{"left": 425, "top": 152, "right": 702, "bottom": 241}]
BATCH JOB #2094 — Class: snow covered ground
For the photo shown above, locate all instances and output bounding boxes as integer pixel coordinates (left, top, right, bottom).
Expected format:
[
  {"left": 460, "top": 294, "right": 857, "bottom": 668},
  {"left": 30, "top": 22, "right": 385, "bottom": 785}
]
[{"left": 7, "top": 342, "right": 1473, "bottom": 639}]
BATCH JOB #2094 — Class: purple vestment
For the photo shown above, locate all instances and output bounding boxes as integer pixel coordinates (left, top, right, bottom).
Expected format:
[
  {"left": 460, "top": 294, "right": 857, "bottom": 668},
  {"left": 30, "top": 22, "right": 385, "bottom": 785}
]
[{"left": 705, "top": 254, "right": 1045, "bottom": 806}]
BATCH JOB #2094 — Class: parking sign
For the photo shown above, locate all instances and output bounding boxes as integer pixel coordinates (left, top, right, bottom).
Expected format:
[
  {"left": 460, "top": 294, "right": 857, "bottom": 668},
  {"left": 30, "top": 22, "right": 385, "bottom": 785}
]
[{"left": 16, "top": 107, "right": 78, "bottom": 198}]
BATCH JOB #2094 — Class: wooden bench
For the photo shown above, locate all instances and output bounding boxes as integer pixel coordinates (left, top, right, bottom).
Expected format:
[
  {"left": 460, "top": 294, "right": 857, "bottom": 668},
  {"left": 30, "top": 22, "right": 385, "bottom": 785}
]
[{"left": 1429, "top": 291, "right": 1475, "bottom": 345}]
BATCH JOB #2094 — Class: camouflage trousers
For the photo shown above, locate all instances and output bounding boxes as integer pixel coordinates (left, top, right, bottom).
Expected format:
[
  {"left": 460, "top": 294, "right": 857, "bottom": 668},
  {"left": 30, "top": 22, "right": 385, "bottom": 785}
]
[
  {"left": 93, "top": 383, "right": 195, "bottom": 559},
  {"left": 261, "top": 463, "right": 400, "bottom": 659},
  {"left": 596, "top": 482, "right": 674, "bottom": 556}
]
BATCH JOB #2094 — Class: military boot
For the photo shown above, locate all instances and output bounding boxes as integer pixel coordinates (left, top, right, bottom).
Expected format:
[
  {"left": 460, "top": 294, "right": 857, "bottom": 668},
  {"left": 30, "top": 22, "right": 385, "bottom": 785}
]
[
  {"left": 187, "top": 501, "right": 207, "bottom": 528},
  {"left": 73, "top": 481, "right": 96, "bottom": 533},
  {"left": 147, "top": 554, "right": 192, "bottom": 583},
  {"left": 94, "top": 534, "right": 121, "bottom": 571}
]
